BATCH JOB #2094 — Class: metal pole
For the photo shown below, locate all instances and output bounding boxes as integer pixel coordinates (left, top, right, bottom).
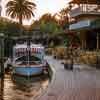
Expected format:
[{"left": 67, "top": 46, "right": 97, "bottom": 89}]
[{"left": 27, "top": 36, "right": 31, "bottom": 66}]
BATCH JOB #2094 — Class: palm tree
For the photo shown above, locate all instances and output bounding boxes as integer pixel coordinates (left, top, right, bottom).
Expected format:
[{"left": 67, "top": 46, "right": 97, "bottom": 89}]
[
  {"left": 6, "top": 0, "right": 36, "bottom": 25},
  {"left": 39, "top": 13, "right": 57, "bottom": 23},
  {"left": 58, "top": 7, "right": 70, "bottom": 29}
]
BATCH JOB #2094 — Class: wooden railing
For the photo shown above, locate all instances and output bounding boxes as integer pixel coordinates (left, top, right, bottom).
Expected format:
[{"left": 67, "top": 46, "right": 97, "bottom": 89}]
[{"left": 70, "top": 4, "right": 100, "bottom": 17}]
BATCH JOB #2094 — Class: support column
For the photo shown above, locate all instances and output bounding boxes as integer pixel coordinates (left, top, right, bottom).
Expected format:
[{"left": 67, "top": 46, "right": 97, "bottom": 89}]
[
  {"left": 96, "top": 33, "right": 99, "bottom": 51},
  {"left": 80, "top": 31, "right": 86, "bottom": 50},
  {"left": 82, "top": 40, "right": 84, "bottom": 50},
  {"left": 84, "top": 40, "right": 86, "bottom": 50},
  {"left": 82, "top": 38, "right": 86, "bottom": 50}
]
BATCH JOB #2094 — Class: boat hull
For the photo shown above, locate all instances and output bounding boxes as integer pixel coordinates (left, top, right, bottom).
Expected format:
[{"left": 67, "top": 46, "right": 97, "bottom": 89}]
[{"left": 12, "top": 67, "right": 44, "bottom": 76}]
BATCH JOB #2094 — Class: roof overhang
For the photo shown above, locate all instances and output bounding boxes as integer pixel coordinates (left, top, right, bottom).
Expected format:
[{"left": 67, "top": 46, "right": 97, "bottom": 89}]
[
  {"left": 68, "top": 19, "right": 100, "bottom": 32},
  {"left": 69, "top": 0, "right": 100, "bottom": 4}
]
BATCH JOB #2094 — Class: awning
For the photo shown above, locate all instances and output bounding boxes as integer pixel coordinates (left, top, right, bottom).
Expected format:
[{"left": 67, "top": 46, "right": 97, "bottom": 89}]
[
  {"left": 69, "top": 19, "right": 100, "bottom": 31},
  {"left": 91, "top": 19, "right": 100, "bottom": 29}
]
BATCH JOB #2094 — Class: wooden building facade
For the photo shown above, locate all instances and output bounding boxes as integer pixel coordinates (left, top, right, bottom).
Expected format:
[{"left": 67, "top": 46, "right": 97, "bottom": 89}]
[{"left": 68, "top": 0, "right": 100, "bottom": 50}]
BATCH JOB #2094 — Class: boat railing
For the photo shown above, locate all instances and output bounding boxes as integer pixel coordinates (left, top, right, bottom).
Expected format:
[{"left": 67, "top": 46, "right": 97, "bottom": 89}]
[{"left": 15, "top": 60, "right": 42, "bottom": 65}]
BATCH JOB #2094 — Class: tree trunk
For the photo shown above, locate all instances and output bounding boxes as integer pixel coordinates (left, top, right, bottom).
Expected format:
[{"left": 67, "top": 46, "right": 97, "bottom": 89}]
[
  {"left": 19, "top": 15, "right": 23, "bottom": 35},
  {"left": 19, "top": 14, "right": 22, "bottom": 25}
]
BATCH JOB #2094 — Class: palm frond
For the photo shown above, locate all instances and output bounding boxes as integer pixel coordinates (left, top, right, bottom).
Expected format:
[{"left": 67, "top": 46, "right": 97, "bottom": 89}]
[{"left": 6, "top": 0, "right": 36, "bottom": 25}]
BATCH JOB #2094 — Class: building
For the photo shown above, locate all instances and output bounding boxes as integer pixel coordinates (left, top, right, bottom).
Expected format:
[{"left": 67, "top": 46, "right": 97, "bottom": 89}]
[{"left": 68, "top": 0, "right": 100, "bottom": 50}]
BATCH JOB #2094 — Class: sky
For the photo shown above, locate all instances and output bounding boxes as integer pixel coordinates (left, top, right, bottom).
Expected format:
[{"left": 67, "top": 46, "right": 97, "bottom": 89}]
[{"left": 1, "top": 0, "right": 71, "bottom": 25}]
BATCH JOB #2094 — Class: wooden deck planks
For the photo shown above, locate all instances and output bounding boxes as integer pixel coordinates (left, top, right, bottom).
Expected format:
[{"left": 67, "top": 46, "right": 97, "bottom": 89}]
[{"left": 36, "top": 56, "right": 100, "bottom": 100}]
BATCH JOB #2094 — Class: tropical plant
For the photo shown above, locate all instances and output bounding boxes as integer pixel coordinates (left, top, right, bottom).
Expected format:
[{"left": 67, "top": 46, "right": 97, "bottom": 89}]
[
  {"left": 6, "top": 0, "right": 36, "bottom": 25},
  {"left": 31, "top": 13, "right": 62, "bottom": 34},
  {"left": 40, "top": 21, "right": 59, "bottom": 33},
  {"left": 39, "top": 13, "right": 57, "bottom": 23},
  {"left": 0, "top": 17, "right": 25, "bottom": 36},
  {"left": 30, "top": 20, "right": 40, "bottom": 30},
  {"left": 58, "top": 7, "right": 70, "bottom": 29},
  {"left": 5, "top": 21, "right": 22, "bottom": 36}
]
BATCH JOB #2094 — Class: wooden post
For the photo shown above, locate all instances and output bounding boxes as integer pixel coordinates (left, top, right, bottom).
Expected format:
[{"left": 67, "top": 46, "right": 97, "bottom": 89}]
[
  {"left": 0, "top": 74, "right": 4, "bottom": 100},
  {"left": 0, "top": 33, "right": 4, "bottom": 100},
  {"left": 96, "top": 33, "right": 99, "bottom": 51},
  {"left": 0, "top": 35, "right": 4, "bottom": 77},
  {"left": 82, "top": 40, "right": 84, "bottom": 50},
  {"left": 84, "top": 40, "right": 86, "bottom": 50}
]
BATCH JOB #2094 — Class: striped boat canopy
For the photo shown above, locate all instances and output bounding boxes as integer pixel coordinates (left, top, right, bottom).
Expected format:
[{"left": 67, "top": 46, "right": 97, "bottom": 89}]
[
  {"left": 13, "top": 43, "right": 45, "bottom": 59},
  {"left": 14, "top": 43, "right": 44, "bottom": 53}
]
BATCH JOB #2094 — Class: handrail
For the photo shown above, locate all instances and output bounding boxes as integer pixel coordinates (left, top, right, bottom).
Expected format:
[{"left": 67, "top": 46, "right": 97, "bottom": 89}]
[
  {"left": 15, "top": 61, "right": 41, "bottom": 63},
  {"left": 15, "top": 60, "right": 42, "bottom": 65}
]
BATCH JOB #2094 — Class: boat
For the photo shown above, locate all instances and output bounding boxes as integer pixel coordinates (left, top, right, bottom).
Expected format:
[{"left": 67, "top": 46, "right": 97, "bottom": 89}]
[{"left": 12, "top": 43, "right": 47, "bottom": 76}]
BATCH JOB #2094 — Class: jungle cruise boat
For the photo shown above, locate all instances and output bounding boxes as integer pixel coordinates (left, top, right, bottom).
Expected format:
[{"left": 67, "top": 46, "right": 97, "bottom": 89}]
[{"left": 12, "top": 43, "right": 47, "bottom": 76}]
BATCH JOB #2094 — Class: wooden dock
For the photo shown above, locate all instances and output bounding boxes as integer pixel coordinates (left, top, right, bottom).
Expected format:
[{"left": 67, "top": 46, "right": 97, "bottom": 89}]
[{"left": 35, "top": 56, "right": 100, "bottom": 100}]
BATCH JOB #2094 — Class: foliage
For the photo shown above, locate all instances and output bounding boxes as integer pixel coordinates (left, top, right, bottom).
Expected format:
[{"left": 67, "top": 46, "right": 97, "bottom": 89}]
[
  {"left": 67, "top": 33, "right": 80, "bottom": 48},
  {"left": 39, "top": 13, "right": 57, "bottom": 23},
  {"left": 40, "top": 20, "right": 61, "bottom": 33},
  {"left": 0, "top": 18, "right": 21, "bottom": 36},
  {"left": 63, "top": 37, "right": 70, "bottom": 46},
  {"left": 30, "top": 13, "right": 63, "bottom": 35},
  {"left": 5, "top": 22, "right": 21, "bottom": 36},
  {"left": 6, "top": 0, "right": 36, "bottom": 25},
  {"left": 58, "top": 7, "right": 70, "bottom": 29},
  {"left": 30, "top": 20, "right": 40, "bottom": 30}
]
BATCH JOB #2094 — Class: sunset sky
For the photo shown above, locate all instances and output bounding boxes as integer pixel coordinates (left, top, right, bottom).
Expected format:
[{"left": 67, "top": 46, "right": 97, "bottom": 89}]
[{"left": 1, "top": 0, "right": 71, "bottom": 25}]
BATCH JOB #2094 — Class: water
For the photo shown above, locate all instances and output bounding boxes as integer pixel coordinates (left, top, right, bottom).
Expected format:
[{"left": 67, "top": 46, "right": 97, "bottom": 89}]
[{"left": 0, "top": 73, "right": 49, "bottom": 100}]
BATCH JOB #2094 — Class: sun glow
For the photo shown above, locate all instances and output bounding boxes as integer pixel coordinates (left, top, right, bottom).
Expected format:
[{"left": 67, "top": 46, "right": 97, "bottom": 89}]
[{"left": 1, "top": 0, "right": 71, "bottom": 25}]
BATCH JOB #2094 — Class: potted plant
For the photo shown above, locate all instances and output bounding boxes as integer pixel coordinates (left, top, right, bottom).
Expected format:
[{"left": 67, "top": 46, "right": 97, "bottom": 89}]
[{"left": 64, "top": 47, "right": 74, "bottom": 70}]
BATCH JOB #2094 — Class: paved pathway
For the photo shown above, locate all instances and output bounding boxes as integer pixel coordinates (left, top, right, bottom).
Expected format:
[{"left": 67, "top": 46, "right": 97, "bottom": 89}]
[{"left": 36, "top": 56, "right": 100, "bottom": 100}]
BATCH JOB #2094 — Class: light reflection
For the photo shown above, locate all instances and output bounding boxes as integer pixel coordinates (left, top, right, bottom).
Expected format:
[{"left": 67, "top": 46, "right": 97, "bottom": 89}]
[
  {"left": 0, "top": 73, "right": 49, "bottom": 100},
  {"left": 0, "top": 77, "right": 4, "bottom": 100}
]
